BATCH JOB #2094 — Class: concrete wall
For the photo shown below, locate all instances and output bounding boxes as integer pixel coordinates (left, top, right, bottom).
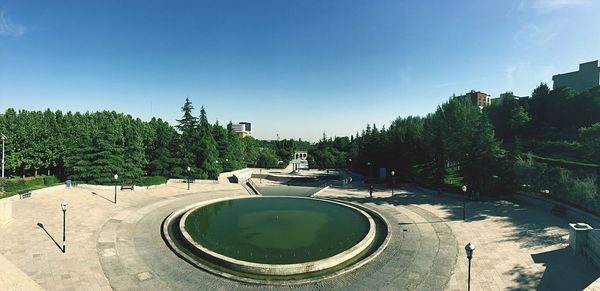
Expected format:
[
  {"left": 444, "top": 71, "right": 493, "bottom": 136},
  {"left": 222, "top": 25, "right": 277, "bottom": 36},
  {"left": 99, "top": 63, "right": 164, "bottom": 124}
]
[
  {"left": 513, "top": 192, "right": 600, "bottom": 227},
  {"left": 0, "top": 199, "right": 12, "bottom": 226}
]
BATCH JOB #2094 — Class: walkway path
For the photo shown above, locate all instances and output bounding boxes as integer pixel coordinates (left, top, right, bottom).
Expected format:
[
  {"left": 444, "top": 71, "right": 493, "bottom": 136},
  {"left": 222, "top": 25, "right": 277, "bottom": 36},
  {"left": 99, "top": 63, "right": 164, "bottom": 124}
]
[{"left": 0, "top": 180, "right": 597, "bottom": 290}]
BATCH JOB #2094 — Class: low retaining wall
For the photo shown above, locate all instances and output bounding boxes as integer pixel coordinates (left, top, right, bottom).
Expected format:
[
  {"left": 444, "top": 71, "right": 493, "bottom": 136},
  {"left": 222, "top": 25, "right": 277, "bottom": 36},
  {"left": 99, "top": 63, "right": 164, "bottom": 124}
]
[
  {"left": 218, "top": 168, "right": 252, "bottom": 183},
  {"left": 513, "top": 192, "right": 600, "bottom": 228},
  {"left": 0, "top": 199, "right": 12, "bottom": 226}
]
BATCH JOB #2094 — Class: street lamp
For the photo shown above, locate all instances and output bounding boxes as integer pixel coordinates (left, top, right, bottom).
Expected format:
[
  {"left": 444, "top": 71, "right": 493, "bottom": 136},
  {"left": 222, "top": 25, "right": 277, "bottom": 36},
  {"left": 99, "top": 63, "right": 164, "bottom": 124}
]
[
  {"left": 367, "top": 161, "right": 372, "bottom": 178},
  {"left": 1, "top": 133, "right": 5, "bottom": 193},
  {"left": 462, "top": 185, "right": 467, "bottom": 220},
  {"left": 465, "top": 241, "right": 475, "bottom": 291},
  {"left": 187, "top": 166, "right": 191, "bottom": 190},
  {"left": 61, "top": 201, "right": 68, "bottom": 253},
  {"left": 114, "top": 174, "right": 118, "bottom": 204},
  {"left": 391, "top": 170, "right": 395, "bottom": 195}
]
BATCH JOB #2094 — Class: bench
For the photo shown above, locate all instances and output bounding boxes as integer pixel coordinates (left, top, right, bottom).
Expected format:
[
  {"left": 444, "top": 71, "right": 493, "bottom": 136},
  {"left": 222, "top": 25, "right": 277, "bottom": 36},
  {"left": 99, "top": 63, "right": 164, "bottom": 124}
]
[
  {"left": 120, "top": 184, "right": 134, "bottom": 190},
  {"left": 551, "top": 205, "right": 567, "bottom": 217},
  {"left": 18, "top": 190, "right": 32, "bottom": 199}
]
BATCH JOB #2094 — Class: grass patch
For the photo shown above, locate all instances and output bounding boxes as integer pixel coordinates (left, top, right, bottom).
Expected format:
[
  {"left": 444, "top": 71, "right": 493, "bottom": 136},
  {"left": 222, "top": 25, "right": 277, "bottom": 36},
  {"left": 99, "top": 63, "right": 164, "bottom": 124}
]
[{"left": 530, "top": 154, "right": 600, "bottom": 171}]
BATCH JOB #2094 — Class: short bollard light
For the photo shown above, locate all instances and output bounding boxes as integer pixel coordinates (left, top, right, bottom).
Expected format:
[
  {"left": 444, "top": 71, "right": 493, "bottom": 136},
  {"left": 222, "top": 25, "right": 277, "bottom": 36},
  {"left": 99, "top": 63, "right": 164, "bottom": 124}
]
[
  {"left": 462, "top": 185, "right": 467, "bottom": 220},
  {"left": 391, "top": 170, "right": 395, "bottom": 195},
  {"left": 114, "top": 174, "right": 119, "bottom": 204},
  {"left": 465, "top": 241, "right": 475, "bottom": 291},
  {"left": 61, "top": 201, "right": 68, "bottom": 253},
  {"left": 187, "top": 166, "right": 191, "bottom": 190}
]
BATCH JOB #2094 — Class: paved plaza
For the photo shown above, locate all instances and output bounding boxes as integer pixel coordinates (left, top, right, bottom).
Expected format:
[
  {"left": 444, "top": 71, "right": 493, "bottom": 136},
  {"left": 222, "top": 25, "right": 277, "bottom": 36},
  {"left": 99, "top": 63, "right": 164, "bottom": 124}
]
[{"left": 0, "top": 177, "right": 598, "bottom": 290}]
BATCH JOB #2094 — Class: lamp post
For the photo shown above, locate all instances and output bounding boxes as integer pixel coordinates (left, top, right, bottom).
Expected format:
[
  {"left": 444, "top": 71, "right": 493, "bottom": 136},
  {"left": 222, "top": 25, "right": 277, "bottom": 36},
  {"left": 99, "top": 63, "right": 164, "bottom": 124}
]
[
  {"left": 367, "top": 161, "right": 372, "bottom": 178},
  {"left": 462, "top": 185, "right": 467, "bottom": 220},
  {"left": 1, "top": 133, "right": 5, "bottom": 193},
  {"left": 391, "top": 170, "right": 395, "bottom": 195},
  {"left": 114, "top": 174, "right": 118, "bottom": 204},
  {"left": 465, "top": 241, "right": 475, "bottom": 291},
  {"left": 187, "top": 166, "right": 191, "bottom": 190},
  {"left": 61, "top": 201, "right": 68, "bottom": 253}
]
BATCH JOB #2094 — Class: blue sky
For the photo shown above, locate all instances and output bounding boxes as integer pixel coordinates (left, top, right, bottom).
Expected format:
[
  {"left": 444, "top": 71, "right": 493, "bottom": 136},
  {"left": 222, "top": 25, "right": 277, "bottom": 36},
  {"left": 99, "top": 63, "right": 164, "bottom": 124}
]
[{"left": 1, "top": 0, "right": 600, "bottom": 141}]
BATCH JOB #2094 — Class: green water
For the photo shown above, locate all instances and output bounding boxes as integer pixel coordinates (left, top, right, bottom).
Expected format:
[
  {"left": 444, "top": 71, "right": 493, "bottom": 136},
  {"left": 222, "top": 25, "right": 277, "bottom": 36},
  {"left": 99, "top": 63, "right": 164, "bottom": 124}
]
[
  {"left": 258, "top": 185, "right": 320, "bottom": 197},
  {"left": 184, "top": 197, "right": 369, "bottom": 264}
]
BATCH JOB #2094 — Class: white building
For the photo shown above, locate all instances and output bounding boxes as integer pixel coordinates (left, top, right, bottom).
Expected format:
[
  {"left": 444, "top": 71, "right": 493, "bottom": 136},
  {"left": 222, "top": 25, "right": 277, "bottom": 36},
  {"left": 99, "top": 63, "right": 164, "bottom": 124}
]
[{"left": 232, "top": 122, "right": 252, "bottom": 138}]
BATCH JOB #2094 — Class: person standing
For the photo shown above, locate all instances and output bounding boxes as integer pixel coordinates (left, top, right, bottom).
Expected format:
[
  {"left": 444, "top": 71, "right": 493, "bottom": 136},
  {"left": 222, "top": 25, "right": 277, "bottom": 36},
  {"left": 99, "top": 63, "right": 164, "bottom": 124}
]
[{"left": 369, "top": 184, "right": 374, "bottom": 198}]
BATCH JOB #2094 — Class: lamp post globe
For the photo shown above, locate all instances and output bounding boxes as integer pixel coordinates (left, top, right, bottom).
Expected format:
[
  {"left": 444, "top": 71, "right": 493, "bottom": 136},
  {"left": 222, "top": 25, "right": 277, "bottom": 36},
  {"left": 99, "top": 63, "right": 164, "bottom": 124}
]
[
  {"left": 462, "top": 185, "right": 467, "bottom": 193},
  {"left": 465, "top": 241, "right": 475, "bottom": 291}
]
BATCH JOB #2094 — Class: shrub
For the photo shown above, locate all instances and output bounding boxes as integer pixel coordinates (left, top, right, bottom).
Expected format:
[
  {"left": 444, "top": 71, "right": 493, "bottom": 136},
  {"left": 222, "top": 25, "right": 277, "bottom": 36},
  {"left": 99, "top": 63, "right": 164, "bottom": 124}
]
[
  {"left": 43, "top": 176, "right": 60, "bottom": 186},
  {"left": 136, "top": 176, "right": 167, "bottom": 186},
  {"left": 1, "top": 175, "right": 61, "bottom": 194},
  {"left": 568, "top": 175, "right": 598, "bottom": 206}
]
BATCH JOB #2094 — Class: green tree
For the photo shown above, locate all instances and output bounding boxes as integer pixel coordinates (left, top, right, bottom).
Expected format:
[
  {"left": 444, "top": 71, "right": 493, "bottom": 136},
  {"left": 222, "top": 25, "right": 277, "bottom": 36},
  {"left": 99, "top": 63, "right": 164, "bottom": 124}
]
[
  {"left": 176, "top": 98, "right": 198, "bottom": 170},
  {"left": 579, "top": 122, "right": 600, "bottom": 163},
  {"left": 196, "top": 106, "right": 219, "bottom": 178}
]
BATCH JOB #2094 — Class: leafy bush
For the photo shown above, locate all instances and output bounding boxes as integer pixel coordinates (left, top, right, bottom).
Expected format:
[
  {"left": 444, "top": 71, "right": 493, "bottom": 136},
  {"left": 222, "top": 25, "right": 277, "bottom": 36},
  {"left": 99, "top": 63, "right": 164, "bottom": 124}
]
[
  {"left": 1, "top": 175, "right": 61, "bottom": 194},
  {"left": 43, "top": 176, "right": 60, "bottom": 185},
  {"left": 136, "top": 176, "right": 167, "bottom": 186},
  {"left": 569, "top": 176, "right": 598, "bottom": 206}
]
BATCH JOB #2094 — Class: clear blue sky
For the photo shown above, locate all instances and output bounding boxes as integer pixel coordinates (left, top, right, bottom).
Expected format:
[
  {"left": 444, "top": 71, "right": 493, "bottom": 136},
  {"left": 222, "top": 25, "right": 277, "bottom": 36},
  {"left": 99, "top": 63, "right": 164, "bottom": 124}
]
[{"left": 1, "top": 0, "right": 599, "bottom": 141}]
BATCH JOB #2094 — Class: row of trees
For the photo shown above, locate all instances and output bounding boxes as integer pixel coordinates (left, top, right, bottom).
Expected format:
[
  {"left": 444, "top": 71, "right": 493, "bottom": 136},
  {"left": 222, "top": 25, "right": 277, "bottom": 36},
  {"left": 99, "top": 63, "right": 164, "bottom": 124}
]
[
  {"left": 485, "top": 84, "right": 600, "bottom": 163},
  {"left": 311, "top": 85, "right": 600, "bottom": 199},
  {"left": 0, "top": 99, "right": 309, "bottom": 184},
  {"left": 311, "top": 97, "right": 509, "bottom": 194}
]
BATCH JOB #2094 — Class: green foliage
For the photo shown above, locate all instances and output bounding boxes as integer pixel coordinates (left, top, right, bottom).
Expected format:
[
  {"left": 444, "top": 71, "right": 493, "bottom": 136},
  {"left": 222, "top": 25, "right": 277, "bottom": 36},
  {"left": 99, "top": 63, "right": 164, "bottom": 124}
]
[
  {"left": 530, "top": 154, "right": 600, "bottom": 171},
  {"left": 579, "top": 122, "right": 600, "bottom": 163},
  {"left": 0, "top": 99, "right": 253, "bottom": 184},
  {"left": 136, "top": 176, "right": 167, "bottom": 186},
  {"left": 1, "top": 175, "right": 61, "bottom": 195},
  {"left": 255, "top": 148, "right": 280, "bottom": 168}
]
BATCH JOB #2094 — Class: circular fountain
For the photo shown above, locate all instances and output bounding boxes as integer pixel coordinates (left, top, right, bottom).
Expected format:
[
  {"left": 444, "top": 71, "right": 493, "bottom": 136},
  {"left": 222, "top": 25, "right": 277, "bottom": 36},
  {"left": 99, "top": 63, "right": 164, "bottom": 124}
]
[{"left": 163, "top": 196, "right": 389, "bottom": 282}]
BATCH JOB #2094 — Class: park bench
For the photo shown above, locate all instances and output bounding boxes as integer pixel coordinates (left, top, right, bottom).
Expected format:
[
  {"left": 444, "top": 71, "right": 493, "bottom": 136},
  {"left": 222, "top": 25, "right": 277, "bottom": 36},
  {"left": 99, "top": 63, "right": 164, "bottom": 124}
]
[
  {"left": 18, "top": 190, "right": 32, "bottom": 199},
  {"left": 120, "top": 184, "right": 134, "bottom": 190},
  {"left": 551, "top": 205, "right": 567, "bottom": 217}
]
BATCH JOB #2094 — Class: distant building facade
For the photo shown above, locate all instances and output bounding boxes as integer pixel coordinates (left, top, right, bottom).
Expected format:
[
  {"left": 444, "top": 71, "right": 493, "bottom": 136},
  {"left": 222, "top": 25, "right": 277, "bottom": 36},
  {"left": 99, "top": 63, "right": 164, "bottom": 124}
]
[
  {"left": 232, "top": 122, "right": 252, "bottom": 138},
  {"left": 464, "top": 90, "right": 491, "bottom": 109},
  {"left": 490, "top": 94, "right": 529, "bottom": 108},
  {"left": 294, "top": 151, "right": 308, "bottom": 160},
  {"left": 552, "top": 60, "right": 600, "bottom": 92}
]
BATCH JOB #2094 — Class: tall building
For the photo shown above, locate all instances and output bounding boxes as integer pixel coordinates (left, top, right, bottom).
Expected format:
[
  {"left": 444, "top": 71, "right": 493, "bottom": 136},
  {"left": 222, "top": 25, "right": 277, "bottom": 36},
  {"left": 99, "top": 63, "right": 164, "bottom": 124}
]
[
  {"left": 464, "top": 90, "right": 491, "bottom": 109},
  {"left": 552, "top": 60, "right": 600, "bottom": 92},
  {"left": 232, "top": 122, "right": 252, "bottom": 138}
]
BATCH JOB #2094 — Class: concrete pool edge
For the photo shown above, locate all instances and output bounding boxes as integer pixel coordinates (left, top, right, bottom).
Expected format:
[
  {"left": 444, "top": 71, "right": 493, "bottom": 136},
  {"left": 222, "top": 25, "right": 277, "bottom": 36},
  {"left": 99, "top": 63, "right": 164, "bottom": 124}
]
[
  {"left": 161, "top": 196, "right": 392, "bottom": 285},
  {"left": 178, "top": 196, "right": 376, "bottom": 275}
]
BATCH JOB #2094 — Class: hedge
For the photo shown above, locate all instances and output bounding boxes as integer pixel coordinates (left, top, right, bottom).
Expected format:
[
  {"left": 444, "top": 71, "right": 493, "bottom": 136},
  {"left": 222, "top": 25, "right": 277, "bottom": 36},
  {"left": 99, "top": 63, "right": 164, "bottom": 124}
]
[
  {"left": 136, "top": 176, "right": 167, "bottom": 186},
  {"left": 0, "top": 175, "right": 62, "bottom": 194}
]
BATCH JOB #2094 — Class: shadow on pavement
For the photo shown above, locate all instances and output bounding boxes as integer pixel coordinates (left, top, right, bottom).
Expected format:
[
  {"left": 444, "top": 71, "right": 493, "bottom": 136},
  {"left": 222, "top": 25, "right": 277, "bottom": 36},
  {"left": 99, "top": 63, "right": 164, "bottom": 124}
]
[
  {"left": 327, "top": 184, "right": 569, "bottom": 249},
  {"left": 36, "top": 223, "right": 64, "bottom": 252},
  {"left": 91, "top": 191, "right": 115, "bottom": 204}
]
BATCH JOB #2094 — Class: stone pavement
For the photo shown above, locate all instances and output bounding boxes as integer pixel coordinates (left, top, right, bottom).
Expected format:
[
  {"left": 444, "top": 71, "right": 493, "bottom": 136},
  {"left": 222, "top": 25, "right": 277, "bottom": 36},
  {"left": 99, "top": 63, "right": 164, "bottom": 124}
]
[
  {"left": 317, "top": 184, "right": 599, "bottom": 290},
  {"left": 0, "top": 179, "right": 598, "bottom": 290}
]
